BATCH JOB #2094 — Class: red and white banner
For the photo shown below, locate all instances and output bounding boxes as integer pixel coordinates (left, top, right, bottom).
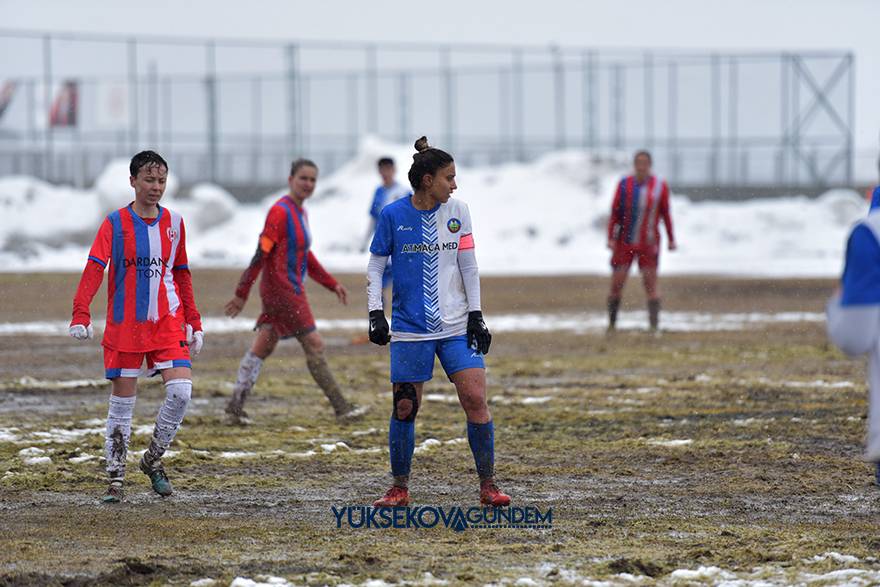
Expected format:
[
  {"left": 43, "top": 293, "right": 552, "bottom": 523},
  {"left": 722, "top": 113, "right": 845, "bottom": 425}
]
[
  {"left": 0, "top": 81, "right": 16, "bottom": 122},
  {"left": 49, "top": 80, "right": 78, "bottom": 127}
]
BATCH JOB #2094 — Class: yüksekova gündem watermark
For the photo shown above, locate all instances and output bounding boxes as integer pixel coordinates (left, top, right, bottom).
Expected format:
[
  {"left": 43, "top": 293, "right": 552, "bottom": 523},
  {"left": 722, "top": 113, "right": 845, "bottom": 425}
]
[{"left": 332, "top": 505, "right": 552, "bottom": 532}]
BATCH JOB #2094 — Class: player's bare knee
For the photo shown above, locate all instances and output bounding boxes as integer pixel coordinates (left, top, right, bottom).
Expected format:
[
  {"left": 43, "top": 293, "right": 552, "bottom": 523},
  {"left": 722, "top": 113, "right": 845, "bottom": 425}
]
[
  {"left": 460, "top": 392, "right": 488, "bottom": 417},
  {"left": 393, "top": 382, "right": 419, "bottom": 422},
  {"left": 302, "top": 336, "right": 325, "bottom": 358}
]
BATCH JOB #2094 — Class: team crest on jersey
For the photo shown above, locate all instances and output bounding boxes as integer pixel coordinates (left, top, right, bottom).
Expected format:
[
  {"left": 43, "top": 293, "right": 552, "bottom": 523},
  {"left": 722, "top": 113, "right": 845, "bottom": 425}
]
[
  {"left": 447, "top": 218, "right": 461, "bottom": 233},
  {"left": 166, "top": 227, "right": 178, "bottom": 241}
]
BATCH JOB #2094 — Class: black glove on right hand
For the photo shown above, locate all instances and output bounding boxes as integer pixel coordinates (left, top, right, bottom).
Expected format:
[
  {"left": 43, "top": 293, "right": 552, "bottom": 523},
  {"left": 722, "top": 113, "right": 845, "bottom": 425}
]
[
  {"left": 368, "top": 310, "right": 391, "bottom": 346},
  {"left": 467, "top": 310, "right": 492, "bottom": 355}
]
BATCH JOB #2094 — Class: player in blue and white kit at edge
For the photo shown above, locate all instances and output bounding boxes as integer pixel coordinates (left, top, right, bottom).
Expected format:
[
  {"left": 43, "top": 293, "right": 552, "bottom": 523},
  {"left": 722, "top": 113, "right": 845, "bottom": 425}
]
[
  {"left": 366, "top": 136, "right": 511, "bottom": 507},
  {"left": 827, "top": 195, "right": 880, "bottom": 484}
]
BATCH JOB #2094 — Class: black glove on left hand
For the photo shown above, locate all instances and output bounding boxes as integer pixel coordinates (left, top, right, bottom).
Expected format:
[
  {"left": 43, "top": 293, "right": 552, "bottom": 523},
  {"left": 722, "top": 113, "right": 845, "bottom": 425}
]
[
  {"left": 467, "top": 310, "right": 492, "bottom": 355},
  {"left": 368, "top": 310, "right": 392, "bottom": 346}
]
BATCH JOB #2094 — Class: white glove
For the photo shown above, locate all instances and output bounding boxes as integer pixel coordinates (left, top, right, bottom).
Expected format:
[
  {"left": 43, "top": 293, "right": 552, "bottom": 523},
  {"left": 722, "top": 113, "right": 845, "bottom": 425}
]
[
  {"left": 69, "top": 324, "right": 93, "bottom": 340},
  {"left": 185, "top": 324, "right": 204, "bottom": 357}
]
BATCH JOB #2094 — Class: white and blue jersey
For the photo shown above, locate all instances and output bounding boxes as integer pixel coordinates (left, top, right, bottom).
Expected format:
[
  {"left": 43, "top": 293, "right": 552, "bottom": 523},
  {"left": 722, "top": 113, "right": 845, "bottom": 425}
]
[
  {"left": 827, "top": 206, "right": 880, "bottom": 461},
  {"left": 370, "top": 197, "right": 475, "bottom": 342}
]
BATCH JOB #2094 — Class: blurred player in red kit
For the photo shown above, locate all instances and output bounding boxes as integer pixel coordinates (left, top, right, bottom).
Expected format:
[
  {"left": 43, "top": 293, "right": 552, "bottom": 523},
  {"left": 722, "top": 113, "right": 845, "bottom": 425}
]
[
  {"left": 606, "top": 150, "right": 676, "bottom": 332},
  {"left": 224, "top": 159, "right": 367, "bottom": 424}
]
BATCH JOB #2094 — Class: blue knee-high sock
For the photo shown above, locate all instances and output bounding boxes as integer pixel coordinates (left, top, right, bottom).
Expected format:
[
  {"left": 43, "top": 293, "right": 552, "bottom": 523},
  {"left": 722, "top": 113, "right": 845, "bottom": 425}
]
[
  {"left": 389, "top": 417, "right": 415, "bottom": 478},
  {"left": 467, "top": 420, "right": 495, "bottom": 480}
]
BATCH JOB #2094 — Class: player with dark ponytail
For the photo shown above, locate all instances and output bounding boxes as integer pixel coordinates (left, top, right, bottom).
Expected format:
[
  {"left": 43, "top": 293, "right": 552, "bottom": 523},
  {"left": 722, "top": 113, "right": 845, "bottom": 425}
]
[{"left": 366, "top": 136, "right": 510, "bottom": 507}]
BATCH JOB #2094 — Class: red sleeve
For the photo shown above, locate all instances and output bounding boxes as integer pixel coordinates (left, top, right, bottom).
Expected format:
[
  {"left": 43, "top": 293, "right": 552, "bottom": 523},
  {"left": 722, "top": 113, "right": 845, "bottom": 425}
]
[
  {"left": 172, "top": 220, "right": 202, "bottom": 331},
  {"left": 174, "top": 268, "right": 202, "bottom": 332},
  {"left": 660, "top": 182, "right": 675, "bottom": 243},
  {"left": 306, "top": 251, "right": 338, "bottom": 291},
  {"left": 173, "top": 218, "right": 190, "bottom": 270},
  {"left": 234, "top": 207, "right": 286, "bottom": 300},
  {"left": 235, "top": 243, "right": 266, "bottom": 300},
  {"left": 607, "top": 181, "right": 623, "bottom": 241},
  {"left": 71, "top": 262, "right": 104, "bottom": 327},
  {"left": 261, "top": 206, "right": 286, "bottom": 244},
  {"left": 71, "top": 220, "right": 111, "bottom": 326}
]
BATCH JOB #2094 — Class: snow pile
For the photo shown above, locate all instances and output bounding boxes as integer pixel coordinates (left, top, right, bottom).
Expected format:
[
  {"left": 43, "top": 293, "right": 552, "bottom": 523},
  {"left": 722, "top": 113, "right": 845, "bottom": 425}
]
[{"left": 0, "top": 136, "right": 866, "bottom": 276}]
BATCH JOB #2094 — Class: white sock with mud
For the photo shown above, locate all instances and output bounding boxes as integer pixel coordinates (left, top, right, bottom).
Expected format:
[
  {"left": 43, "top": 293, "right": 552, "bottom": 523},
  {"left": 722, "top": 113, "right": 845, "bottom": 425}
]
[
  {"left": 105, "top": 394, "right": 136, "bottom": 479},
  {"left": 144, "top": 379, "right": 191, "bottom": 465},
  {"left": 233, "top": 351, "right": 262, "bottom": 404}
]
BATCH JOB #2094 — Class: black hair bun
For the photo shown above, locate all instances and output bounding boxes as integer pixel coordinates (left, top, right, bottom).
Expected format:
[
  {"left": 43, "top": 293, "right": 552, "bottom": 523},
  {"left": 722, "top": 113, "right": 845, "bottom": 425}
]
[{"left": 414, "top": 136, "right": 430, "bottom": 153}]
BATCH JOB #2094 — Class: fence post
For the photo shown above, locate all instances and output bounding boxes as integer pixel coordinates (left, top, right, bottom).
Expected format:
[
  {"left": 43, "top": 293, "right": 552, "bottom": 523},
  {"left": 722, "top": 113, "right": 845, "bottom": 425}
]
[
  {"left": 553, "top": 45, "right": 565, "bottom": 150},
  {"left": 148, "top": 60, "right": 159, "bottom": 148},
  {"left": 498, "top": 67, "right": 510, "bottom": 162},
  {"left": 128, "top": 38, "right": 139, "bottom": 154},
  {"left": 728, "top": 56, "right": 738, "bottom": 185},
  {"left": 611, "top": 63, "right": 623, "bottom": 151},
  {"left": 711, "top": 53, "right": 721, "bottom": 186},
  {"left": 347, "top": 73, "right": 359, "bottom": 155},
  {"left": 251, "top": 76, "right": 262, "bottom": 185},
  {"left": 644, "top": 51, "right": 654, "bottom": 152},
  {"left": 442, "top": 46, "right": 455, "bottom": 153},
  {"left": 847, "top": 53, "right": 854, "bottom": 185},
  {"left": 286, "top": 43, "right": 300, "bottom": 158},
  {"left": 398, "top": 72, "right": 409, "bottom": 144},
  {"left": 512, "top": 48, "right": 524, "bottom": 161},
  {"left": 205, "top": 41, "right": 218, "bottom": 183},
  {"left": 779, "top": 52, "right": 789, "bottom": 185},
  {"left": 668, "top": 62, "right": 678, "bottom": 183},
  {"left": 26, "top": 79, "right": 37, "bottom": 175},
  {"left": 43, "top": 34, "right": 53, "bottom": 181},
  {"left": 162, "top": 77, "right": 172, "bottom": 161},
  {"left": 366, "top": 44, "right": 378, "bottom": 135},
  {"left": 582, "top": 50, "right": 597, "bottom": 150}
]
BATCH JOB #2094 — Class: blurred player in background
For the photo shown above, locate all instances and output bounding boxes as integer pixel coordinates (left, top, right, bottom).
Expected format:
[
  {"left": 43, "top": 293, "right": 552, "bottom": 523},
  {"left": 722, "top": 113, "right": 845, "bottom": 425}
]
[
  {"left": 606, "top": 150, "right": 676, "bottom": 332},
  {"left": 827, "top": 192, "right": 880, "bottom": 485},
  {"left": 362, "top": 156, "right": 412, "bottom": 256},
  {"left": 224, "top": 159, "right": 367, "bottom": 424},
  {"left": 69, "top": 150, "right": 203, "bottom": 503},
  {"left": 367, "top": 136, "right": 510, "bottom": 507},
  {"left": 352, "top": 157, "right": 411, "bottom": 345}
]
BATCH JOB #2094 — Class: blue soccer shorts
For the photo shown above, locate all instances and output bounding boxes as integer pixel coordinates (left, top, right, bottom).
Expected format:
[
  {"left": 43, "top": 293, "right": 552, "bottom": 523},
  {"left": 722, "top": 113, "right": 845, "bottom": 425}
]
[{"left": 390, "top": 335, "right": 485, "bottom": 383}]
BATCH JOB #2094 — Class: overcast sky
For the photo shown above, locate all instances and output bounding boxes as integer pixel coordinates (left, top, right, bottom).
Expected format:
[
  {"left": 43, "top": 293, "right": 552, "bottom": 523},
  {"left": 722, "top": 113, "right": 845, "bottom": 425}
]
[{"left": 3, "top": 0, "right": 878, "bottom": 161}]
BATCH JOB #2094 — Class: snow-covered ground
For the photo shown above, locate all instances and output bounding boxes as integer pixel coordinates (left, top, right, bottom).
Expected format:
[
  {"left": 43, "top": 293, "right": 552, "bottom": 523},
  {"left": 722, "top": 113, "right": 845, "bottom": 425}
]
[
  {"left": 0, "top": 137, "right": 866, "bottom": 276},
  {"left": 0, "top": 310, "right": 825, "bottom": 337}
]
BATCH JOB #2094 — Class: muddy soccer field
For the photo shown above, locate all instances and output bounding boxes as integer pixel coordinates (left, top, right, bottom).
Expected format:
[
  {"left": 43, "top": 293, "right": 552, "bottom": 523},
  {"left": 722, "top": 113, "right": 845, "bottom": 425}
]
[{"left": 2, "top": 272, "right": 879, "bottom": 586}]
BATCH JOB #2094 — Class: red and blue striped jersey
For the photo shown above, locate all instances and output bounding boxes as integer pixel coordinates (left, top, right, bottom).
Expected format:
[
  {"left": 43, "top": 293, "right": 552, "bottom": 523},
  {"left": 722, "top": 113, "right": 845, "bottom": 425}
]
[
  {"left": 608, "top": 175, "right": 675, "bottom": 248},
  {"left": 262, "top": 196, "right": 312, "bottom": 296},
  {"left": 234, "top": 195, "right": 338, "bottom": 302},
  {"left": 72, "top": 204, "right": 201, "bottom": 352}
]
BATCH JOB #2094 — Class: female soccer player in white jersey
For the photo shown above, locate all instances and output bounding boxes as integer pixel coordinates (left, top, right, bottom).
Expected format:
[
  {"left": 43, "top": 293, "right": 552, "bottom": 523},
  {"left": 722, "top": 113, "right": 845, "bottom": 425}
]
[
  {"left": 366, "top": 136, "right": 510, "bottom": 507},
  {"left": 69, "top": 151, "right": 203, "bottom": 503}
]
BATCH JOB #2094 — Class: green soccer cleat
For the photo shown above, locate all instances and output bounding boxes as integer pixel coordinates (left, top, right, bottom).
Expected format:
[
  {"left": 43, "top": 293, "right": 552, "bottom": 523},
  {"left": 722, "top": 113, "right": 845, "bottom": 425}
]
[
  {"left": 139, "top": 455, "right": 173, "bottom": 497},
  {"left": 101, "top": 479, "right": 124, "bottom": 503}
]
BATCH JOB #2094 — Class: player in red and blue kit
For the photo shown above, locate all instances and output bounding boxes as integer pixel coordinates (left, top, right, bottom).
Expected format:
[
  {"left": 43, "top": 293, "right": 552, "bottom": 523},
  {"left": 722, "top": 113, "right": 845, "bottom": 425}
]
[
  {"left": 69, "top": 151, "right": 203, "bottom": 503},
  {"left": 224, "top": 158, "right": 366, "bottom": 424},
  {"left": 606, "top": 150, "right": 676, "bottom": 331}
]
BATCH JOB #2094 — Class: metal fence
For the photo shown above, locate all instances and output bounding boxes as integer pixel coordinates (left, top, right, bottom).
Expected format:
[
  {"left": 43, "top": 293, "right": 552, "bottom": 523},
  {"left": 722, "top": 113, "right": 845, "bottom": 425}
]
[{"left": 0, "top": 30, "right": 855, "bottom": 192}]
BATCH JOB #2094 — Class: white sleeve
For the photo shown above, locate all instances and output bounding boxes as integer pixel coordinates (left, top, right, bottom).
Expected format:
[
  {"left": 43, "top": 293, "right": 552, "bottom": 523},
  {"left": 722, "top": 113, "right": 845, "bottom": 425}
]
[
  {"left": 826, "top": 292, "right": 880, "bottom": 357},
  {"left": 367, "top": 254, "right": 388, "bottom": 311},
  {"left": 458, "top": 248, "right": 481, "bottom": 312}
]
